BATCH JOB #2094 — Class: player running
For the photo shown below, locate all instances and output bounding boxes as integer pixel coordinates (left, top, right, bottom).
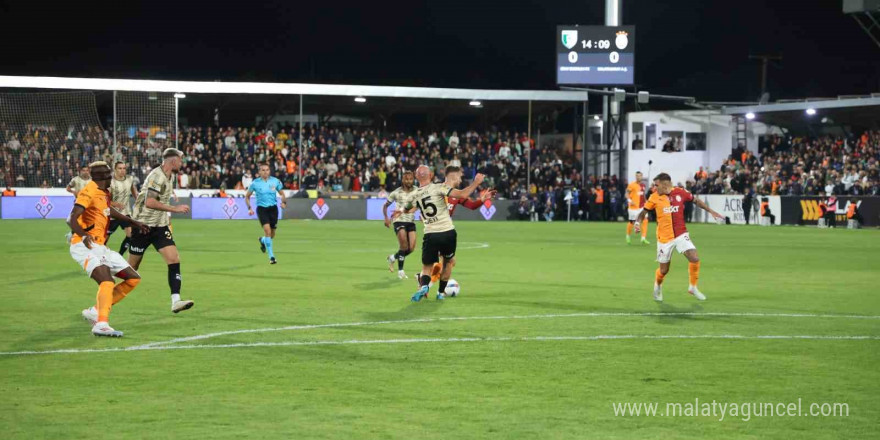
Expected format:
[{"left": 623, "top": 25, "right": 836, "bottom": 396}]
[
  {"left": 128, "top": 148, "right": 195, "bottom": 313},
  {"left": 634, "top": 173, "right": 723, "bottom": 302},
  {"left": 246, "top": 162, "right": 288, "bottom": 265},
  {"left": 106, "top": 161, "right": 138, "bottom": 256},
  {"left": 68, "top": 161, "right": 150, "bottom": 337},
  {"left": 414, "top": 167, "right": 496, "bottom": 287},
  {"left": 383, "top": 170, "right": 418, "bottom": 279},
  {"left": 395, "top": 165, "right": 484, "bottom": 301},
  {"left": 625, "top": 171, "right": 650, "bottom": 245}
]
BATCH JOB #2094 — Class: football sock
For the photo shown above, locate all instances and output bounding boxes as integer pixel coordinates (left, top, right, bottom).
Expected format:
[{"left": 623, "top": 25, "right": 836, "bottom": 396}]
[
  {"left": 438, "top": 280, "right": 448, "bottom": 295},
  {"left": 96, "top": 281, "right": 115, "bottom": 323},
  {"left": 265, "top": 237, "right": 275, "bottom": 259},
  {"left": 626, "top": 222, "right": 633, "bottom": 235},
  {"left": 396, "top": 251, "right": 406, "bottom": 270},
  {"left": 112, "top": 278, "right": 140, "bottom": 305},
  {"left": 168, "top": 263, "right": 181, "bottom": 300},
  {"left": 419, "top": 274, "right": 431, "bottom": 287},
  {"left": 640, "top": 219, "right": 648, "bottom": 238},
  {"left": 655, "top": 268, "right": 666, "bottom": 286},
  {"left": 688, "top": 261, "right": 700, "bottom": 287}
]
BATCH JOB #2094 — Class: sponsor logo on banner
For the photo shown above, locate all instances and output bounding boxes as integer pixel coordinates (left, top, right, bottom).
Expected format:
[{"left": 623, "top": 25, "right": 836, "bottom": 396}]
[
  {"left": 561, "top": 30, "right": 578, "bottom": 49},
  {"left": 222, "top": 197, "right": 239, "bottom": 219},
  {"left": 311, "top": 198, "right": 329, "bottom": 219},
  {"left": 34, "top": 196, "right": 53, "bottom": 219},
  {"left": 800, "top": 199, "right": 822, "bottom": 221},
  {"left": 479, "top": 200, "right": 496, "bottom": 220}
]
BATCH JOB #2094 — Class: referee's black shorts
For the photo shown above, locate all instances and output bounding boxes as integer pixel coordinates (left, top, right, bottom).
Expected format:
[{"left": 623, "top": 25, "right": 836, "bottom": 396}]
[
  {"left": 257, "top": 205, "right": 279, "bottom": 229},
  {"left": 421, "top": 229, "right": 457, "bottom": 265}
]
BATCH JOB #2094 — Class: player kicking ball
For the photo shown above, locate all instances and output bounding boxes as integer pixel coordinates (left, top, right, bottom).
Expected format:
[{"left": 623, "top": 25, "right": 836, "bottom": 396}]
[
  {"left": 246, "top": 162, "right": 288, "bottom": 264},
  {"left": 383, "top": 170, "right": 417, "bottom": 279},
  {"left": 634, "top": 173, "right": 723, "bottom": 302},
  {"left": 394, "top": 165, "right": 484, "bottom": 301},
  {"left": 68, "top": 161, "right": 150, "bottom": 337}
]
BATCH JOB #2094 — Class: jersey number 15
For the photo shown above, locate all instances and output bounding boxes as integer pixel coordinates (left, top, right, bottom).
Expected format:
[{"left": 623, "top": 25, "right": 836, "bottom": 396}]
[{"left": 416, "top": 196, "right": 438, "bottom": 217}]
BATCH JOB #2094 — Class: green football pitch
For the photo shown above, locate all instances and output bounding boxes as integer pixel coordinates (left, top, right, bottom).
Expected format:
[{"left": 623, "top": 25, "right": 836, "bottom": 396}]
[{"left": 1, "top": 219, "right": 878, "bottom": 439}]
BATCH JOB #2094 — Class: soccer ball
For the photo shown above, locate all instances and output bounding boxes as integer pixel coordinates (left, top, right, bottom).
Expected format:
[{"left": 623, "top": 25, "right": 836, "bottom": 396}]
[{"left": 445, "top": 279, "right": 460, "bottom": 297}]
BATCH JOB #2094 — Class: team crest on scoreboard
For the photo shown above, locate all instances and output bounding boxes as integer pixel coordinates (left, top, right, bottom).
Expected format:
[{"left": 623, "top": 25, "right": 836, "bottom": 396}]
[
  {"left": 561, "top": 30, "right": 578, "bottom": 49},
  {"left": 34, "top": 195, "right": 53, "bottom": 219},
  {"left": 311, "top": 198, "right": 329, "bottom": 220},
  {"left": 615, "top": 31, "right": 629, "bottom": 50}
]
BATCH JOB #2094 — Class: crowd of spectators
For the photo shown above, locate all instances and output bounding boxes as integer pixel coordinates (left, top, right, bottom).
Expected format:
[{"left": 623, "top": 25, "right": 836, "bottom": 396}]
[
  {"left": 3, "top": 122, "right": 879, "bottom": 224},
  {"left": 685, "top": 131, "right": 880, "bottom": 197}
]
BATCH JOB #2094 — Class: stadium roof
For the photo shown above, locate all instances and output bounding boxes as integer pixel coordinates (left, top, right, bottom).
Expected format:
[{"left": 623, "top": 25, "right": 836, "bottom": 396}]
[
  {"left": 720, "top": 94, "right": 880, "bottom": 130},
  {"left": 0, "top": 75, "right": 588, "bottom": 102}
]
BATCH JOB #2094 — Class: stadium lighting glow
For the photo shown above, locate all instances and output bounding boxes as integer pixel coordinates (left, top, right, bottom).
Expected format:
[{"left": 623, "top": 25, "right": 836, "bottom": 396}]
[
  {"left": 469, "top": 100, "right": 482, "bottom": 107},
  {"left": 173, "top": 93, "right": 186, "bottom": 99},
  {"left": 745, "top": 112, "right": 755, "bottom": 120},
  {"left": 593, "top": 115, "right": 600, "bottom": 120},
  {"left": 806, "top": 108, "right": 817, "bottom": 115},
  {"left": 354, "top": 96, "right": 366, "bottom": 103}
]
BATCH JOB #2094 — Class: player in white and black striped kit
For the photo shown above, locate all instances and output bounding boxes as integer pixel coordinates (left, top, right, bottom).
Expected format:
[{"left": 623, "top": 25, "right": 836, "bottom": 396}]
[{"left": 394, "top": 165, "right": 484, "bottom": 301}]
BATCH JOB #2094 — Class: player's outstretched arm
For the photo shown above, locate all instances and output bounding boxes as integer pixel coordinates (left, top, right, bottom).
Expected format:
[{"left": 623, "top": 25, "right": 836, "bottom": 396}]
[
  {"left": 145, "top": 189, "right": 190, "bottom": 214},
  {"left": 448, "top": 173, "right": 485, "bottom": 200},
  {"left": 276, "top": 188, "right": 287, "bottom": 208},
  {"left": 109, "top": 207, "right": 149, "bottom": 234},
  {"left": 694, "top": 198, "right": 723, "bottom": 220}
]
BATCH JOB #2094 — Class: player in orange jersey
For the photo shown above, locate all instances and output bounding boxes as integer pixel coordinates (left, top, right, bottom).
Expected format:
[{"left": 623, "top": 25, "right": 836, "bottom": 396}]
[
  {"left": 634, "top": 173, "right": 723, "bottom": 302},
  {"left": 67, "top": 162, "right": 150, "bottom": 337},
  {"left": 625, "top": 171, "right": 650, "bottom": 245}
]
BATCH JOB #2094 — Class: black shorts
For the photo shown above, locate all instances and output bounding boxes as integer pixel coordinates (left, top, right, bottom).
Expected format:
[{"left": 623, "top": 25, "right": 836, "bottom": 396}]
[
  {"left": 421, "top": 229, "right": 457, "bottom": 265},
  {"left": 257, "top": 205, "right": 279, "bottom": 229},
  {"left": 107, "top": 218, "right": 130, "bottom": 235},
  {"left": 393, "top": 222, "right": 416, "bottom": 234},
  {"left": 128, "top": 226, "right": 176, "bottom": 256}
]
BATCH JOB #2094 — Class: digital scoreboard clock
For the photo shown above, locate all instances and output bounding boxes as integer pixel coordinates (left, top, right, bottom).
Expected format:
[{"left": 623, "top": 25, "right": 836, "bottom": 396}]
[{"left": 556, "top": 25, "right": 635, "bottom": 85}]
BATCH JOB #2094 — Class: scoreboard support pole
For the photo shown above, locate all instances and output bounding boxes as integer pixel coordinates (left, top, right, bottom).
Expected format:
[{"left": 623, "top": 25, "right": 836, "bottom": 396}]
[{"left": 606, "top": 0, "right": 622, "bottom": 178}]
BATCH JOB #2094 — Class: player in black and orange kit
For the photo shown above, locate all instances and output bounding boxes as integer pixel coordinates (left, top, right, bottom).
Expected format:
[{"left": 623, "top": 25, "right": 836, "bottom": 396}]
[
  {"left": 634, "top": 173, "right": 723, "bottom": 302},
  {"left": 414, "top": 166, "right": 496, "bottom": 285}
]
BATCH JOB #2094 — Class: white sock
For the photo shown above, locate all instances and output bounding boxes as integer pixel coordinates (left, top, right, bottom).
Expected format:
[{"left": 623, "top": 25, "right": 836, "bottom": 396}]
[{"left": 171, "top": 293, "right": 181, "bottom": 303}]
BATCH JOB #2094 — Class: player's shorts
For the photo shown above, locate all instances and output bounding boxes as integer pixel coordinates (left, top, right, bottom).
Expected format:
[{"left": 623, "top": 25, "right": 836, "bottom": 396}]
[
  {"left": 70, "top": 242, "right": 131, "bottom": 276},
  {"left": 129, "top": 225, "right": 176, "bottom": 256},
  {"left": 628, "top": 209, "right": 641, "bottom": 221},
  {"left": 421, "top": 229, "right": 457, "bottom": 265},
  {"left": 107, "top": 218, "right": 130, "bottom": 235},
  {"left": 257, "top": 205, "right": 279, "bottom": 229},
  {"left": 656, "top": 232, "right": 696, "bottom": 263},
  {"left": 393, "top": 222, "right": 416, "bottom": 234}
]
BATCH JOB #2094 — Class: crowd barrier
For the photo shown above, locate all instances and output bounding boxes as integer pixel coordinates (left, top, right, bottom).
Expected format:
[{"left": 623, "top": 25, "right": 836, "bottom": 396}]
[{"left": 2, "top": 195, "right": 876, "bottom": 226}]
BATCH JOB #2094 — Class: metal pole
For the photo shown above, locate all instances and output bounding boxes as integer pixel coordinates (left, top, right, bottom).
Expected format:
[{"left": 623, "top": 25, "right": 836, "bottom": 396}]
[
  {"left": 527, "top": 100, "right": 532, "bottom": 194},
  {"left": 582, "top": 100, "right": 587, "bottom": 187},
  {"left": 112, "top": 90, "right": 117, "bottom": 155},
  {"left": 298, "top": 94, "right": 303, "bottom": 193},
  {"left": 606, "top": 0, "right": 622, "bottom": 179},
  {"left": 174, "top": 96, "right": 179, "bottom": 150}
]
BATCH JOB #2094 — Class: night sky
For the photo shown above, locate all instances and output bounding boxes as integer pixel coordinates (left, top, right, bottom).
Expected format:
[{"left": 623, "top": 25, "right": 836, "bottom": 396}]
[{"left": 0, "top": 0, "right": 877, "bottom": 103}]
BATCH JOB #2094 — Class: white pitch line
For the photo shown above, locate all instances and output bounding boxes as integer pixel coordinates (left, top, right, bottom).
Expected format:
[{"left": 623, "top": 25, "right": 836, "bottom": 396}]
[
  {"left": 132, "top": 311, "right": 880, "bottom": 349},
  {"left": 2, "top": 334, "right": 879, "bottom": 357}
]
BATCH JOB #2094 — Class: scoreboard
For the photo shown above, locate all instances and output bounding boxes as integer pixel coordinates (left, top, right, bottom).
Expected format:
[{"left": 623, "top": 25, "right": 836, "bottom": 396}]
[{"left": 556, "top": 25, "right": 635, "bottom": 85}]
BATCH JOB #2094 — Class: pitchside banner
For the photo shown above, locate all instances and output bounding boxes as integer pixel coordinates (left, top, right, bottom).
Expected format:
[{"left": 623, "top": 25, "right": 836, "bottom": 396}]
[
  {"left": 191, "top": 197, "right": 282, "bottom": 220},
  {"left": 1, "top": 196, "right": 75, "bottom": 219},
  {"left": 366, "top": 199, "right": 513, "bottom": 221},
  {"left": 693, "top": 195, "right": 782, "bottom": 225},
  {"left": 781, "top": 196, "right": 880, "bottom": 227}
]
